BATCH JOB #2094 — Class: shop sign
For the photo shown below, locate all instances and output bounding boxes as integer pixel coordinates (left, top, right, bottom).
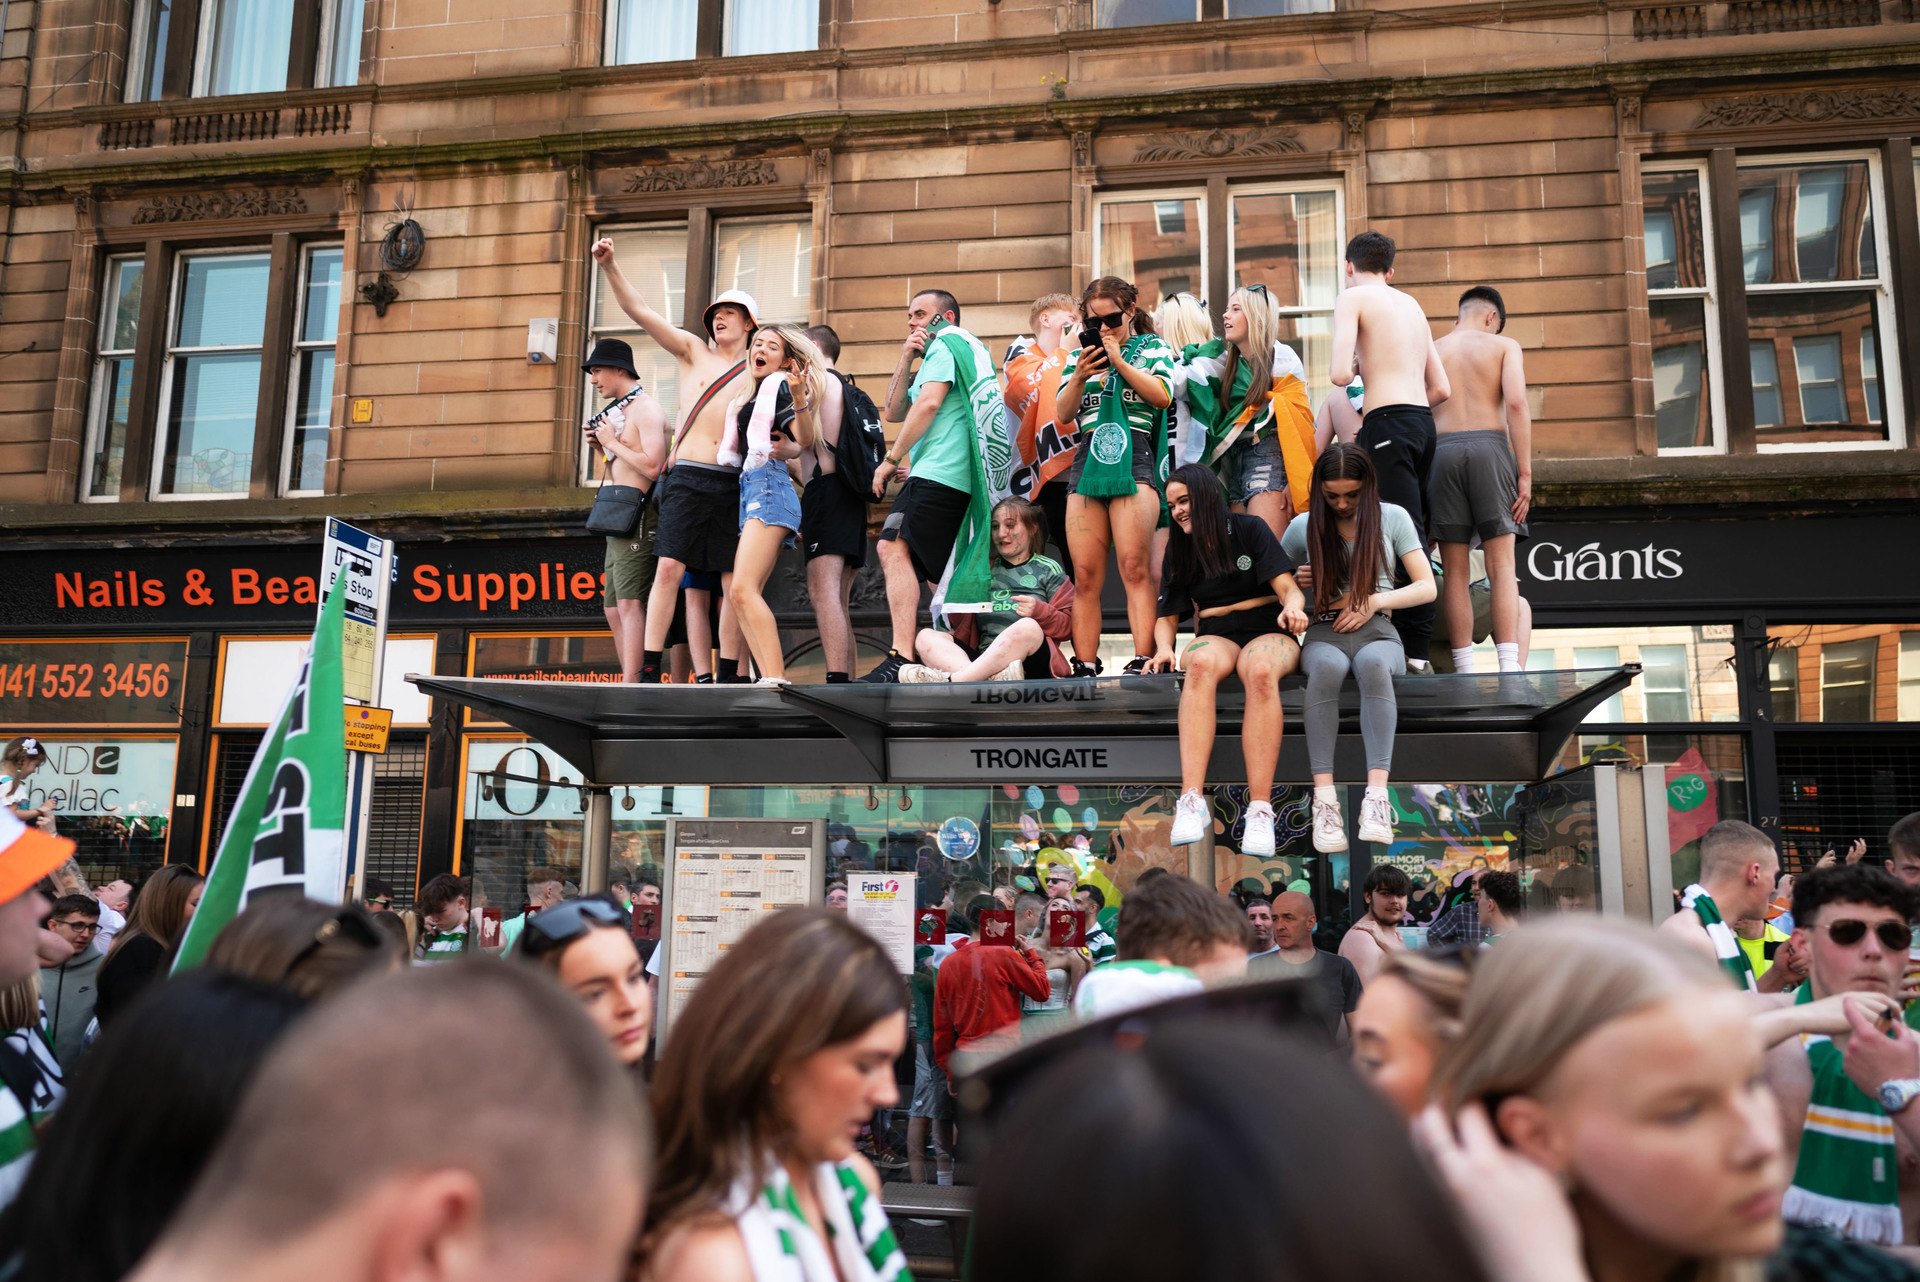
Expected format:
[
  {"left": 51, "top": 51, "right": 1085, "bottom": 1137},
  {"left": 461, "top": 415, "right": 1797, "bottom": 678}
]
[
  {"left": 0, "top": 639, "right": 188, "bottom": 725},
  {"left": 890, "top": 738, "right": 1178, "bottom": 783},
  {"left": 5, "top": 738, "right": 178, "bottom": 819}
]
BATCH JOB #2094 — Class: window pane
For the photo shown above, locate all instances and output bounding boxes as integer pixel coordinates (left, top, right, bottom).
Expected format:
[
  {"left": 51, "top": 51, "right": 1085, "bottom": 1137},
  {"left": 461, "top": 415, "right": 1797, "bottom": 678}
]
[
  {"left": 593, "top": 227, "right": 686, "bottom": 332},
  {"left": 1769, "top": 648, "right": 1800, "bottom": 724},
  {"left": 302, "top": 248, "right": 342, "bottom": 343},
  {"left": 1097, "top": 195, "right": 1203, "bottom": 312},
  {"left": 1820, "top": 637, "right": 1877, "bottom": 722},
  {"left": 1862, "top": 328, "right": 1882, "bottom": 424},
  {"left": 1095, "top": 0, "right": 1197, "bottom": 23},
  {"left": 205, "top": 0, "right": 293, "bottom": 97},
  {"left": 108, "top": 259, "right": 145, "bottom": 351},
  {"left": 1230, "top": 0, "right": 1334, "bottom": 11},
  {"left": 1275, "top": 314, "right": 1332, "bottom": 411},
  {"left": 1650, "top": 298, "right": 1710, "bottom": 450},
  {"left": 1739, "top": 161, "right": 1874, "bottom": 284},
  {"left": 1574, "top": 647, "right": 1624, "bottom": 722},
  {"left": 1750, "top": 340, "right": 1783, "bottom": 428},
  {"left": 1748, "top": 291, "right": 1886, "bottom": 446},
  {"left": 1739, "top": 187, "right": 1774, "bottom": 285},
  {"left": 610, "top": 0, "right": 696, "bottom": 63},
  {"left": 129, "top": 0, "right": 172, "bottom": 102},
  {"left": 161, "top": 353, "right": 260, "bottom": 496},
  {"left": 713, "top": 216, "right": 812, "bottom": 326},
  {"left": 1642, "top": 171, "right": 1708, "bottom": 291},
  {"left": 1231, "top": 189, "right": 1339, "bottom": 311},
  {"left": 88, "top": 359, "right": 136, "bottom": 498},
  {"left": 288, "top": 351, "right": 332, "bottom": 493},
  {"left": 326, "top": 0, "right": 364, "bottom": 87},
  {"left": 1533, "top": 628, "right": 1738, "bottom": 723},
  {"left": 1900, "top": 634, "right": 1920, "bottom": 722},
  {"left": 725, "top": 0, "right": 816, "bottom": 56},
  {"left": 177, "top": 254, "right": 270, "bottom": 348},
  {"left": 1640, "top": 644, "right": 1690, "bottom": 722}
]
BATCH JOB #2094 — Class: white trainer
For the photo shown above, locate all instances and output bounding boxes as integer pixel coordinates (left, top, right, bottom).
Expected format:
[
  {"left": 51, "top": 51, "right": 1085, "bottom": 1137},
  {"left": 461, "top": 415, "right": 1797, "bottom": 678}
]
[
  {"left": 990, "top": 662, "right": 1023, "bottom": 682},
  {"left": 754, "top": 676, "right": 791, "bottom": 687},
  {"left": 1358, "top": 792, "right": 1396, "bottom": 845},
  {"left": 898, "top": 664, "right": 950, "bottom": 684},
  {"left": 1170, "top": 790, "right": 1209, "bottom": 846},
  {"left": 1242, "top": 801, "right": 1276, "bottom": 857},
  {"left": 1312, "top": 796, "right": 1348, "bottom": 853}
]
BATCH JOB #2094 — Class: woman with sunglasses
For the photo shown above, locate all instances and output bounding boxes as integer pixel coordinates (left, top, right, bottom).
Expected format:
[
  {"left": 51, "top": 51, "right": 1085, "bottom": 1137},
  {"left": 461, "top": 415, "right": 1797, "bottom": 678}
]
[
  {"left": 205, "top": 897, "right": 402, "bottom": 1002},
  {"left": 518, "top": 895, "right": 652, "bottom": 1071},
  {"left": 1281, "top": 443, "right": 1434, "bottom": 855},
  {"left": 641, "top": 908, "right": 911, "bottom": 1282},
  {"left": 1054, "top": 276, "right": 1177, "bottom": 676}
]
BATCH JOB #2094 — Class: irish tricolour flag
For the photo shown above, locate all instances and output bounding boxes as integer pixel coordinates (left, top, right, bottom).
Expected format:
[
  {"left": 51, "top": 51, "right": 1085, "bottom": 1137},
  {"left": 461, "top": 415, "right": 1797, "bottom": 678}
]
[{"left": 174, "top": 582, "right": 348, "bottom": 971}]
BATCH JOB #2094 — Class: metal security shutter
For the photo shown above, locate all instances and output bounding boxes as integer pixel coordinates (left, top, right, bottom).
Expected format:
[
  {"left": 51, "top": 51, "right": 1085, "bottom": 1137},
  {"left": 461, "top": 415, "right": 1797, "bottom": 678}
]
[
  {"left": 364, "top": 738, "right": 426, "bottom": 908},
  {"left": 1776, "top": 733, "right": 1920, "bottom": 869},
  {"left": 204, "top": 732, "right": 265, "bottom": 864}
]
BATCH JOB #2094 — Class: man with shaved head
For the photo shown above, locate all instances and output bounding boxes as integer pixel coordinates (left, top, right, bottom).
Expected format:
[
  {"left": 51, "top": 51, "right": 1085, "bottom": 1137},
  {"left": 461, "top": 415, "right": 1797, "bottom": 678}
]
[
  {"left": 1658, "top": 818, "right": 1780, "bottom": 991},
  {"left": 131, "top": 962, "right": 649, "bottom": 1282},
  {"left": 1249, "top": 889, "right": 1363, "bottom": 1045}
]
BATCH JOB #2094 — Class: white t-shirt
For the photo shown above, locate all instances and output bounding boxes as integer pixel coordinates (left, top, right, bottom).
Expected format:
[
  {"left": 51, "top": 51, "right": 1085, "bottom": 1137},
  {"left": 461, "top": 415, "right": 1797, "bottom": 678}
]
[{"left": 1070, "top": 959, "right": 1202, "bottom": 1021}]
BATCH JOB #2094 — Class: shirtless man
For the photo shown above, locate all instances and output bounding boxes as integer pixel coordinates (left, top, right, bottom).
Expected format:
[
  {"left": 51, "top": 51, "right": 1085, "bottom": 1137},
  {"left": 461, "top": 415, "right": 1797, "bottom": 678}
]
[
  {"left": 591, "top": 236, "right": 757, "bottom": 684},
  {"left": 1338, "top": 863, "right": 1411, "bottom": 985},
  {"left": 1431, "top": 286, "right": 1532, "bottom": 674},
  {"left": 581, "top": 337, "right": 668, "bottom": 682},
  {"left": 1329, "top": 231, "right": 1449, "bottom": 668}
]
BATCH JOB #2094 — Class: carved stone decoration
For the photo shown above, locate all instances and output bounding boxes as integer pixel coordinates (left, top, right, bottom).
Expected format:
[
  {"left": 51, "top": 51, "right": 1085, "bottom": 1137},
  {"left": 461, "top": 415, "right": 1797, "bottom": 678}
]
[
  {"left": 1618, "top": 94, "right": 1643, "bottom": 131},
  {"left": 72, "top": 193, "right": 91, "bottom": 217},
  {"left": 1132, "top": 127, "right": 1303, "bottom": 163},
  {"left": 809, "top": 148, "right": 831, "bottom": 186},
  {"left": 1072, "top": 131, "right": 1092, "bottom": 169},
  {"left": 132, "top": 188, "right": 310, "bottom": 224},
  {"left": 1343, "top": 112, "right": 1366, "bottom": 149},
  {"left": 1694, "top": 87, "right": 1920, "bottom": 128},
  {"left": 623, "top": 158, "right": 779, "bottom": 194}
]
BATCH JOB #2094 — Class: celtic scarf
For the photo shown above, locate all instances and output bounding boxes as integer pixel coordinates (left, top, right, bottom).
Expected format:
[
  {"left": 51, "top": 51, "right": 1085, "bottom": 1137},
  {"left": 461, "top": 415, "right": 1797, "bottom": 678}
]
[
  {"left": 1681, "top": 883, "right": 1756, "bottom": 992},
  {"left": 928, "top": 324, "right": 1017, "bottom": 619},
  {"left": 1062, "top": 333, "right": 1175, "bottom": 501},
  {"left": 1171, "top": 339, "right": 1317, "bottom": 512},
  {"left": 1783, "top": 987, "right": 1903, "bottom": 1245},
  {"left": 732, "top": 1157, "right": 913, "bottom": 1282}
]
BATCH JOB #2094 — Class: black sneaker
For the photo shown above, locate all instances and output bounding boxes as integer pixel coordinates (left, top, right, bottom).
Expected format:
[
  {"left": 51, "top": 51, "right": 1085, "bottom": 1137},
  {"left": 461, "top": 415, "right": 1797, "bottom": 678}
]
[
  {"left": 1068, "top": 658, "right": 1102, "bottom": 679},
  {"left": 1121, "top": 655, "right": 1153, "bottom": 676},
  {"left": 860, "top": 651, "right": 907, "bottom": 684}
]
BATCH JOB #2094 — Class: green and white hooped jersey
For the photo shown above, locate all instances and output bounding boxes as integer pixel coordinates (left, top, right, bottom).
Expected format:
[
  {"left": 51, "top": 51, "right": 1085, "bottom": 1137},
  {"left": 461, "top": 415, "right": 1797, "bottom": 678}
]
[{"left": 0, "top": 1019, "right": 67, "bottom": 1207}]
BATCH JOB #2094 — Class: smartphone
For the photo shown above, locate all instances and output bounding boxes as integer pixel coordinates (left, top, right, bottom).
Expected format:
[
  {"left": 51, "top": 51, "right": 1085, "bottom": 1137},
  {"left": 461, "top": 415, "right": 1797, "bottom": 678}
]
[{"left": 924, "top": 314, "right": 950, "bottom": 339}]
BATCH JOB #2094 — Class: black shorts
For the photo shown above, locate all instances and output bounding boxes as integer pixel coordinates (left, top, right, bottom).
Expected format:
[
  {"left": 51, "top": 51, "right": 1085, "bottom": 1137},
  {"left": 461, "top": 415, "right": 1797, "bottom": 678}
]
[
  {"left": 1196, "top": 607, "right": 1300, "bottom": 650},
  {"left": 652, "top": 463, "right": 742, "bottom": 575},
  {"left": 1357, "top": 404, "right": 1437, "bottom": 542},
  {"left": 1035, "top": 479, "right": 1070, "bottom": 560},
  {"left": 880, "top": 477, "right": 970, "bottom": 584},
  {"left": 801, "top": 474, "right": 869, "bottom": 567}
]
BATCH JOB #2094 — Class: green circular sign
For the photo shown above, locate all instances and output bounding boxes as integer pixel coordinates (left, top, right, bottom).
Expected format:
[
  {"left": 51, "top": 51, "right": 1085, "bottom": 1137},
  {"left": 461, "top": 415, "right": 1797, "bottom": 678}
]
[{"left": 1668, "top": 773, "right": 1709, "bottom": 812}]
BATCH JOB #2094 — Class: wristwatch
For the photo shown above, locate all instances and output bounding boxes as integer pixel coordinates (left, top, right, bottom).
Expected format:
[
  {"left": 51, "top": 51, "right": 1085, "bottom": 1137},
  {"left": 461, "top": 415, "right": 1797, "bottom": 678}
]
[{"left": 1878, "top": 1077, "right": 1920, "bottom": 1113}]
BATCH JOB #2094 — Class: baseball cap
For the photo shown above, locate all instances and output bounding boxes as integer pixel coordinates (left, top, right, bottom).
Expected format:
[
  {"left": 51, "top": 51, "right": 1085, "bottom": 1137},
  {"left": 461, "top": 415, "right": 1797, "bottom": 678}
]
[{"left": 0, "top": 807, "right": 75, "bottom": 905}]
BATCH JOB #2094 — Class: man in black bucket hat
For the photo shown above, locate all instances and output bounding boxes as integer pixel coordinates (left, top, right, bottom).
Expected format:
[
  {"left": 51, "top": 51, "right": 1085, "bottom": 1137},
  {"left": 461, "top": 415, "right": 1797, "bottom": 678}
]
[{"left": 582, "top": 336, "right": 668, "bottom": 682}]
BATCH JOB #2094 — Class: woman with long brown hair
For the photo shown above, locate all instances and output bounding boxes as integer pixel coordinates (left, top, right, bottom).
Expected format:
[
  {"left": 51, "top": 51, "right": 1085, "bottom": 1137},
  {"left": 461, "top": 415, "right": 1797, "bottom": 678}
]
[
  {"left": 94, "top": 865, "right": 202, "bottom": 1029},
  {"left": 1280, "top": 443, "right": 1434, "bottom": 855},
  {"left": 1053, "top": 276, "right": 1177, "bottom": 676},
  {"left": 641, "top": 908, "right": 911, "bottom": 1282}
]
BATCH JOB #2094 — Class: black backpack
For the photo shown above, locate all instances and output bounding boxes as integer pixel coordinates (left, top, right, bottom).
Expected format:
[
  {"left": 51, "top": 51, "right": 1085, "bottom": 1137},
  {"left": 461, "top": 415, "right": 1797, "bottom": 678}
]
[{"left": 829, "top": 371, "right": 887, "bottom": 498}]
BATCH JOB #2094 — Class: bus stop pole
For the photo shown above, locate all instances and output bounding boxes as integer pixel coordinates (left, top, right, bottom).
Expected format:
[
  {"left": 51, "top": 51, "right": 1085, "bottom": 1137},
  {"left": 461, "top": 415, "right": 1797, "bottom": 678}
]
[{"left": 582, "top": 785, "right": 612, "bottom": 894}]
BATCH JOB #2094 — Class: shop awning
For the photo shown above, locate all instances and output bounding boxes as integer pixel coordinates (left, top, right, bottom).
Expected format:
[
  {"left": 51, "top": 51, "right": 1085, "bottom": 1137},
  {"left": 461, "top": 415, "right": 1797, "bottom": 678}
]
[{"left": 408, "top": 666, "right": 1638, "bottom": 787}]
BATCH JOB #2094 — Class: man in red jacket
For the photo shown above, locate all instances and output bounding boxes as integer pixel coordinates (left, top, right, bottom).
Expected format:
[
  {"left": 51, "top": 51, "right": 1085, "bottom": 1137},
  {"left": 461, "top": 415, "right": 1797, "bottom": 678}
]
[{"left": 933, "top": 901, "right": 1052, "bottom": 1087}]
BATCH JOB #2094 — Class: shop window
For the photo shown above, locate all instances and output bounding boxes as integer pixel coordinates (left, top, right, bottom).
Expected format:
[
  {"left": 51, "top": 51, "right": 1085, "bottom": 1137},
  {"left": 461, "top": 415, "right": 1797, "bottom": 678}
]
[
  {"left": 1642, "top": 154, "right": 1904, "bottom": 453},
  {"left": 1769, "top": 647, "right": 1800, "bottom": 724},
  {"left": 1639, "top": 644, "right": 1691, "bottom": 722},
  {"left": 1899, "top": 634, "right": 1920, "bottom": 722},
  {"left": 1, "top": 735, "right": 181, "bottom": 885},
  {"left": 604, "top": 0, "right": 820, "bottom": 64},
  {"left": 1095, "top": 190, "right": 1206, "bottom": 313},
  {"left": 216, "top": 636, "right": 435, "bottom": 726},
  {"left": 584, "top": 213, "right": 812, "bottom": 482},
  {"left": 126, "top": 0, "right": 363, "bottom": 101},
  {"left": 1642, "top": 166, "right": 1722, "bottom": 453},
  {"left": 1819, "top": 638, "right": 1877, "bottom": 721},
  {"left": 83, "top": 256, "right": 145, "bottom": 501},
  {"left": 1574, "top": 646, "right": 1624, "bottom": 722},
  {"left": 1532, "top": 626, "right": 1738, "bottom": 723}
]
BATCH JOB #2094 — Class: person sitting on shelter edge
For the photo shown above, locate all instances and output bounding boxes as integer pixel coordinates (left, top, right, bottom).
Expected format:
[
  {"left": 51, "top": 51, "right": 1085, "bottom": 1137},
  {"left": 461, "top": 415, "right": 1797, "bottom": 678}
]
[
  {"left": 1150, "top": 462, "right": 1308, "bottom": 859},
  {"left": 899, "top": 497, "right": 1075, "bottom": 683}
]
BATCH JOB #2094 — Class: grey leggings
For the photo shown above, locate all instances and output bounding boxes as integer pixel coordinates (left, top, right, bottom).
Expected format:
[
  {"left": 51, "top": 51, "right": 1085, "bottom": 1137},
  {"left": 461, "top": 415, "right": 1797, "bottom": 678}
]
[{"left": 1302, "top": 615, "right": 1406, "bottom": 775}]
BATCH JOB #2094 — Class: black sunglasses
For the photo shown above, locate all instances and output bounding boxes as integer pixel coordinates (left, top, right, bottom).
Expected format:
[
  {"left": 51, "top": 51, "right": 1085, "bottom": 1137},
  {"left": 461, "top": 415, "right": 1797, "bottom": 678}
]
[
  {"left": 1814, "top": 918, "right": 1911, "bottom": 950},
  {"left": 282, "top": 909, "right": 385, "bottom": 980},
  {"left": 523, "top": 896, "right": 626, "bottom": 956}
]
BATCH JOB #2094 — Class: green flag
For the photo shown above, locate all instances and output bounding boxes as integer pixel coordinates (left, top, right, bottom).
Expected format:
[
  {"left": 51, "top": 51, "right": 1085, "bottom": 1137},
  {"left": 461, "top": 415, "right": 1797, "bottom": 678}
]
[
  {"left": 927, "top": 324, "right": 1015, "bottom": 618},
  {"left": 174, "top": 582, "right": 348, "bottom": 972}
]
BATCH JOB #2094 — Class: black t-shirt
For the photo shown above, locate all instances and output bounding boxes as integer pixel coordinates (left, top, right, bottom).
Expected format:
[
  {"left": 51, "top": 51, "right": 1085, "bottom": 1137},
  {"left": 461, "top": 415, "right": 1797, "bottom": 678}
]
[
  {"left": 1247, "top": 948, "right": 1363, "bottom": 1042},
  {"left": 1156, "top": 514, "right": 1296, "bottom": 621},
  {"left": 734, "top": 380, "right": 797, "bottom": 444}
]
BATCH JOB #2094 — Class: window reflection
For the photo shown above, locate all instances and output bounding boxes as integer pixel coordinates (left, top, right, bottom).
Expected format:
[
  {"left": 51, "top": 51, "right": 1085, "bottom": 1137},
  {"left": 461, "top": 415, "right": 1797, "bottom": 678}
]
[
  {"left": 1097, "top": 195, "right": 1204, "bottom": 311},
  {"left": 1739, "top": 188, "right": 1774, "bottom": 284},
  {"left": 1641, "top": 171, "right": 1708, "bottom": 290},
  {"left": 1749, "top": 341, "right": 1784, "bottom": 428},
  {"left": 1096, "top": 0, "right": 1197, "bottom": 24},
  {"left": 1747, "top": 291, "right": 1887, "bottom": 445},
  {"left": 1537, "top": 627, "right": 1738, "bottom": 723},
  {"left": 1740, "top": 161, "right": 1875, "bottom": 285},
  {"left": 1768, "top": 625, "right": 1920, "bottom": 723},
  {"left": 1650, "top": 298, "right": 1709, "bottom": 450}
]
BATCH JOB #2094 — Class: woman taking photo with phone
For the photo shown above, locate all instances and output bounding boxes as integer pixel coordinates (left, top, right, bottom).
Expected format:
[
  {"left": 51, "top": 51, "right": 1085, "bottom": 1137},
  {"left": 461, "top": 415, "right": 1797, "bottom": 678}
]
[
  {"left": 1280, "top": 443, "right": 1434, "bottom": 855},
  {"left": 1148, "top": 464, "right": 1308, "bottom": 859},
  {"left": 724, "top": 325, "right": 827, "bottom": 686},
  {"left": 517, "top": 895, "right": 652, "bottom": 1073},
  {"left": 1054, "top": 277, "right": 1177, "bottom": 677},
  {"left": 641, "top": 908, "right": 912, "bottom": 1282}
]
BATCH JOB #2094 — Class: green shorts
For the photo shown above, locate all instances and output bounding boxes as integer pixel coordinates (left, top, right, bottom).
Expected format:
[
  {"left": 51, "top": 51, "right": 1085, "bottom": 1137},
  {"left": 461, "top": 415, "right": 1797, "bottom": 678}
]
[{"left": 603, "top": 502, "right": 659, "bottom": 607}]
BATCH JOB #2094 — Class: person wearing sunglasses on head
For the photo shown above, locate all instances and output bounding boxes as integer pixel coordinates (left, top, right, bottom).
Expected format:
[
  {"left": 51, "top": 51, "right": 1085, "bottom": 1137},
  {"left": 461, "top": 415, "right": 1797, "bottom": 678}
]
[
  {"left": 519, "top": 895, "right": 652, "bottom": 1073},
  {"left": 1762, "top": 863, "right": 1920, "bottom": 1246},
  {"left": 204, "top": 896, "right": 403, "bottom": 1003}
]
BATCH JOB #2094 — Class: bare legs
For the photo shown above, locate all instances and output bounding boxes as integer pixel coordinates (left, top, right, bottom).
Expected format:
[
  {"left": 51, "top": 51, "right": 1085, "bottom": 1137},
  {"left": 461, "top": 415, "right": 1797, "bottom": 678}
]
[
  {"left": 1439, "top": 541, "right": 1476, "bottom": 652},
  {"left": 876, "top": 535, "right": 922, "bottom": 659},
  {"left": 604, "top": 598, "right": 644, "bottom": 682},
  {"left": 913, "top": 617, "right": 1045, "bottom": 683},
  {"left": 807, "top": 555, "right": 857, "bottom": 676},
  {"left": 1176, "top": 633, "right": 1298, "bottom": 799},
  {"left": 1177, "top": 637, "right": 1238, "bottom": 794},
  {"left": 729, "top": 519, "right": 792, "bottom": 681},
  {"left": 1239, "top": 488, "right": 1294, "bottom": 542},
  {"left": 1068, "top": 486, "right": 1159, "bottom": 662}
]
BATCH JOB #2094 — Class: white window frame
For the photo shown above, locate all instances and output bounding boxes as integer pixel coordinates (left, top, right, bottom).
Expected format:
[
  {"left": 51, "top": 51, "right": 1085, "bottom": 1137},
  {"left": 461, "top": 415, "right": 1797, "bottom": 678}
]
[
  {"left": 1643, "top": 161, "right": 1727, "bottom": 456},
  {"left": 1638, "top": 643, "right": 1692, "bottom": 721},
  {"left": 1226, "top": 178, "right": 1346, "bottom": 399},
  {"left": 82, "top": 255, "right": 146, "bottom": 504},
  {"left": 582, "top": 220, "right": 691, "bottom": 485},
  {"left": 281, "top": 243, "right": 343, "bottom": 497},
  {"left": 1737, "top": 150, "right": 1905, "bottom": 453},
  {"left": 1092, "top": 186, "right": 1210, "bottom": 312},
  {"left": 150, "top": 247, "right": 272, "bottom": 502},
  {"left": 1818, "top": 637, "right": 1878, "bottom": 721},
  {"left": 124, "top": 0, "right": 166, "bottom": 103}
]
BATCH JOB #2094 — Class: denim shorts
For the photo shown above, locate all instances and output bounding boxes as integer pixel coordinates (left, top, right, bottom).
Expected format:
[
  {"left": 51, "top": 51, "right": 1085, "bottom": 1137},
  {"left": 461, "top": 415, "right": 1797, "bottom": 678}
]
[
  {"left": 1223, "top": 434, "right": 1287, "bottom": 505},
  {"left": 739, "top": 458, "right": 801, "bottom": 545}
]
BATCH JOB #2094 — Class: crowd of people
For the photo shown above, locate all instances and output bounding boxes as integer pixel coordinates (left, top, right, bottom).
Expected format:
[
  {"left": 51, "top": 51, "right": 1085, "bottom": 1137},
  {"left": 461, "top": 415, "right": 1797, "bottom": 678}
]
[{"left": 4, "top": 801, "right": 1920, "bottom": 1280}]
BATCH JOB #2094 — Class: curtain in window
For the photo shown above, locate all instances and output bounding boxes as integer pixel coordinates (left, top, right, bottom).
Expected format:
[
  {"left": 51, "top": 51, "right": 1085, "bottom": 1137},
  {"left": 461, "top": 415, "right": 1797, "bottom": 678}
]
[
  {"left": 726, "top": 0, "right": 818, "bottom": 56},
  {"left": 328, "top": 0, "right": 365, "bottom": 87},
  {"left": 206, "top": 0, "right": 294, "bottom": 96},
  {"left": 612, "top": 0, "right": 697, "bottom": 64}
]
